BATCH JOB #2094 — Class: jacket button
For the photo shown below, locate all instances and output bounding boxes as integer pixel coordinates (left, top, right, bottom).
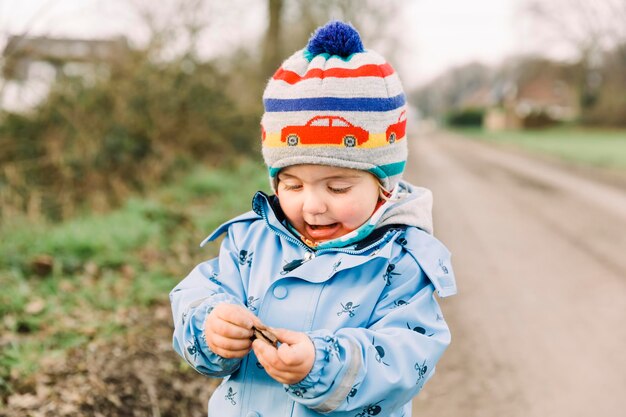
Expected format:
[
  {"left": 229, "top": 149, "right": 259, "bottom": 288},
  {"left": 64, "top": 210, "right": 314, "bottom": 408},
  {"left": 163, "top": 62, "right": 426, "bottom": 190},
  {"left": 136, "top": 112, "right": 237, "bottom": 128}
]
[
  {"left": 246, "top": 412, "right": 260, "bottom": 417},
  {"left": 273, "top": 285, "right": 288, "bottom": 299}
]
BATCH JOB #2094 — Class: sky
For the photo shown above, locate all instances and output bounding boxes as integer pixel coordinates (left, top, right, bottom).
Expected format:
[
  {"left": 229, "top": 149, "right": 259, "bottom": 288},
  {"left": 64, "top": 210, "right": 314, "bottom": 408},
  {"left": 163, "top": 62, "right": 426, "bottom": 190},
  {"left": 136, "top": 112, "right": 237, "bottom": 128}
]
[
  {"left": 0, "top": 0, "right": 563, "bottom": 88},
  {"left": 408, "top": 0, "right": 525, "bottom": 83}
]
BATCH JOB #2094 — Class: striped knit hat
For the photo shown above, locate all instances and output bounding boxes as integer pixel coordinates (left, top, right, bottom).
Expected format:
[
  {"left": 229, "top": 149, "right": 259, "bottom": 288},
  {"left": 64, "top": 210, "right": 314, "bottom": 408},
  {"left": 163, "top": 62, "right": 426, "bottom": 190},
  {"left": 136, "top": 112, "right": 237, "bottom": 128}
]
[{"left": 261, "top": 20, "right": 408, "bottom": 191}]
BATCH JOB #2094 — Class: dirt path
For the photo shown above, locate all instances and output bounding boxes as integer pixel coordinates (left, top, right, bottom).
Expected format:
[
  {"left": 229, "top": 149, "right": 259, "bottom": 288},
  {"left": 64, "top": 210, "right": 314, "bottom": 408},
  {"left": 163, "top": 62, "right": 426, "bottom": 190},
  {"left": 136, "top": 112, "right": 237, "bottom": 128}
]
[
  {"left": 3, "top": 129, "right": 624, "bottom": 417},
  {"left": 408, "top": 130, "right": 626, "bottom": 417}
]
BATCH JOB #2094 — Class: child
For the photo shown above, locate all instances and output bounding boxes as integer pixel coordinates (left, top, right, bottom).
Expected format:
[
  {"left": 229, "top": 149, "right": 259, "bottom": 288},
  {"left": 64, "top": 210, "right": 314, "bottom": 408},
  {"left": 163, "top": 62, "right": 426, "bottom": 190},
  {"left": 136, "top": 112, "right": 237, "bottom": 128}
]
[{"left": 170, "top": 20, "right": 457, "bottom": 417}]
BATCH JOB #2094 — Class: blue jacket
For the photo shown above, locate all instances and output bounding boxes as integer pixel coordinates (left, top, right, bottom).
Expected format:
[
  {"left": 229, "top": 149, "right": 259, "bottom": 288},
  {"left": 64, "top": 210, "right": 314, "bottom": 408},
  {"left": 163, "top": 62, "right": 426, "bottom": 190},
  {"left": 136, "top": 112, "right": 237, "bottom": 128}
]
[{"left": 170, "top": 186, "right": 456, "bottom": 417}]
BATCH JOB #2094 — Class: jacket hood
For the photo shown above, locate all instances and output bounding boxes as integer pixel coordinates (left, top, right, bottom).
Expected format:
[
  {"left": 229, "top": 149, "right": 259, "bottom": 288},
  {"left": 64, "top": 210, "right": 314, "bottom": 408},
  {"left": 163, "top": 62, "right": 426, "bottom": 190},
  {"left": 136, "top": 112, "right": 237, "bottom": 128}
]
[{"left": 377, "top": 181, "right": 433, "bottom": 235}]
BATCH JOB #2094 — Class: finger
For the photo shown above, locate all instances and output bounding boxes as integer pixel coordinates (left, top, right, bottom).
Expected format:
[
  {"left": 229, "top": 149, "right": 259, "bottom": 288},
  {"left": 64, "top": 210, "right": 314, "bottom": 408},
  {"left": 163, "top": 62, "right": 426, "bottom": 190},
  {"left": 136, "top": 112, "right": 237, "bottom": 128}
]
[
  {"left": 253, "top": 342, "right": 309, "bottom": 385},
  {"left": 252, "top": 339, "right": 282, "bottom": 369},
  {"left": 213, "top": 304, "right": 256, "bottom": 329},
  {"left": 252, "top": 338, "right": 276, "bottom": 359},
  {"left": 271, "top": 330, "right": 315, "bottom": 367},
  {"left": 252, "top": 341, "right": 271, "bottom": 371},
  {"left": 209, "top": 333, "right": 253, "bottom": 351},
  {"left": 265, "top": 369, "right": 298, "bottom": 384},
  {"left": 270, "top": 328, "right": 305, "bottom": 345},
  {"left": 259, "top": 365, "right": 304, "bottom": 385},
  {"left": 250, "top": 315, "right": 264, "bottom": 328},
  {"left": 208, "top": 319, "right": 254, "bottom": 340},
  {"left": 269, "top": 327, "right": 293, "bottom": 344},
  {"left": 276, "top": 343, "right": 305, "bottom": 367},
  {"left": 211, "top": 346, "right": 251, "bottom": 359}
]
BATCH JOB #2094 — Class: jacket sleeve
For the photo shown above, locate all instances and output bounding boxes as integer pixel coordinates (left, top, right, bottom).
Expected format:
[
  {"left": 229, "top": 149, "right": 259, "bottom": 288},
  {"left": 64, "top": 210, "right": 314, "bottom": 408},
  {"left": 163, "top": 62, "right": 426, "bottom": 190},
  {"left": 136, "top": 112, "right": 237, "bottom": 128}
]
[
  {"left": 285, "top": 244, "right": 454, "bottom": 414},
  {"left": 169, "top": 227, "right": 248, "bottom": 377}
]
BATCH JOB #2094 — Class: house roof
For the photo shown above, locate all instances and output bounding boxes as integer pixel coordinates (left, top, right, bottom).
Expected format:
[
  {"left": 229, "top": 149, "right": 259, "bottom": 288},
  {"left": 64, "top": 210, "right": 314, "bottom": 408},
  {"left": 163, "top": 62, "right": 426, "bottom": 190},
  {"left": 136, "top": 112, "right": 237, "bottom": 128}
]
[{"left": 3, "top": 35, "right": 129, "bottom": 62}]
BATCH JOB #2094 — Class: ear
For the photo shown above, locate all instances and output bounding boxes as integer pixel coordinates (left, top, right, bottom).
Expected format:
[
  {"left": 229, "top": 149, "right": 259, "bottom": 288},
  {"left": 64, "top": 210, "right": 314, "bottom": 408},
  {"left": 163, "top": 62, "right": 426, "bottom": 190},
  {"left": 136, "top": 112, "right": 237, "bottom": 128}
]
[{"left": 378, "top": 186, "right": 391, "bottom": 201}]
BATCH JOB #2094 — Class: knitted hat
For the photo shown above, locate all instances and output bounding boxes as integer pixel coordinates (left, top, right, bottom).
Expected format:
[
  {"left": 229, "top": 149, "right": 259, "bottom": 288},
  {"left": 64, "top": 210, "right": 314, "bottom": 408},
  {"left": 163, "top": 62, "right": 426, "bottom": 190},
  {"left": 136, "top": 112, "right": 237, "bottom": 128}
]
[{"left": 261, "top": 20, "right": 408, "bottom": 191}]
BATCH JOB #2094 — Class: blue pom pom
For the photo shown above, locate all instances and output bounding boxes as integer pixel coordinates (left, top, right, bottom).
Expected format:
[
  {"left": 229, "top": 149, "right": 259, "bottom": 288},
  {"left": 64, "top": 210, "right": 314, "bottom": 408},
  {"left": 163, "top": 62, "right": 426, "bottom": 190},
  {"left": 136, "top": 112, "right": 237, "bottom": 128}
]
[{"left": 306, "top": 20, "right": 364, "bottom": 58}]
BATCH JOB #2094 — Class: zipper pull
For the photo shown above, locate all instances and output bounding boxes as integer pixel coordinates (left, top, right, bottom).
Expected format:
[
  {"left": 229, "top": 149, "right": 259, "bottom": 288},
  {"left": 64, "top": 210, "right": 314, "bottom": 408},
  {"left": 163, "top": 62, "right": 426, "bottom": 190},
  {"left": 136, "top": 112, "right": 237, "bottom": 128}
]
[{"left": 281, "top": 251, "right": 316, "bottom": 274}]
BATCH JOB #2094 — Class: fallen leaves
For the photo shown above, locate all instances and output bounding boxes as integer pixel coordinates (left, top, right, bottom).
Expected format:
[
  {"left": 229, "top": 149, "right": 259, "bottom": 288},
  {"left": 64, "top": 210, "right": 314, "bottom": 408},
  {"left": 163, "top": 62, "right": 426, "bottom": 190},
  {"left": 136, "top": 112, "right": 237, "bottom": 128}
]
[
  {"left": 24, "top": 298, "right": 46, "bottom": 315},
  {"left": 1, "top": 301, "right": 218, "bottom": 417},
  {"left": 30, "top": 255, "right": 54, "bottom": 277}
]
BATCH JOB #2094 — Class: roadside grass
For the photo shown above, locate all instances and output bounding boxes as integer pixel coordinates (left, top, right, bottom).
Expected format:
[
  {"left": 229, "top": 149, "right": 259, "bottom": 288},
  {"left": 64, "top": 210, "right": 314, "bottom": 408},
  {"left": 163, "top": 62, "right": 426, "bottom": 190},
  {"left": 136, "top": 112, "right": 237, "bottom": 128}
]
[
  {"left": 456, "top": 127, "right": 626, "bottom": 171},
  {"left": 0, "top": 158, "right": 269, "bottom": 397}
]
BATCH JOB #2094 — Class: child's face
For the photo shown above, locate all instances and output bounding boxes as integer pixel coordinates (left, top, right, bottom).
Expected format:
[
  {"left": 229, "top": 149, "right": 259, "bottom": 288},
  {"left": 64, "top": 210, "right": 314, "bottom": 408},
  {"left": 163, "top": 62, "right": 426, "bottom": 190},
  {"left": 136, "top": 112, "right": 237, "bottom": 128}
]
[{"left": 276, "top": 164, "right": 380, "bottom": 244}]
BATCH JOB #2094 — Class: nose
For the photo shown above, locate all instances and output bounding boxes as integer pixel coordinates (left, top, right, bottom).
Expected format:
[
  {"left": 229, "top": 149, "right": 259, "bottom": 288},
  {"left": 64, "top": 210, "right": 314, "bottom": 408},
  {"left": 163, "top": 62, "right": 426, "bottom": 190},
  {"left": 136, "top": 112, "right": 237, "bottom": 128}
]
[{"left": 302, "top": 188, "right": 326, "bottom": 215}]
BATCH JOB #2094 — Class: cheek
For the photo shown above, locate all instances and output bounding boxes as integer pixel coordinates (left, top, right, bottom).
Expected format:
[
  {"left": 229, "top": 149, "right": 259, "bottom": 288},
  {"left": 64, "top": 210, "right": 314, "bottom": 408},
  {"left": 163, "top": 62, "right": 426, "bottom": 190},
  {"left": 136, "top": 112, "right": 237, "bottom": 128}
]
[
  {"left": 337, "top": 196, "right": 377, "bottom": 226},
  {"left": 278, "top": 196, "right": 300, "bottom": 221}
]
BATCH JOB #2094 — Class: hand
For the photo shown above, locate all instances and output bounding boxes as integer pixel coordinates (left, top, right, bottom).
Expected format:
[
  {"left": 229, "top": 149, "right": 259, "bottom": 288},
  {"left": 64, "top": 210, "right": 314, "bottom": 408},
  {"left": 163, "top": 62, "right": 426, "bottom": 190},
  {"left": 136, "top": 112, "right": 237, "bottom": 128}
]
[
  {"left": 204, "top": 303, "right": 260, "bottom": 359},
  {"left": 252, "top": 328, "right": 315, "bottom": 385}
]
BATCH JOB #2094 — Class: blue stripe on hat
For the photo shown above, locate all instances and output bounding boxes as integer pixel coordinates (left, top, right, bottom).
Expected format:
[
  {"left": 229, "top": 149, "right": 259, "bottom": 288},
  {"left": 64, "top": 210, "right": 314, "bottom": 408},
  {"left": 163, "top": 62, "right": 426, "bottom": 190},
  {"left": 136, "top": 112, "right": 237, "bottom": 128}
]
[
  {"left": 264, "top": 93, "right": 405, "bottom": 112},
  {"left": 368, "top": 161, "right": 406, "bottom": 178}
]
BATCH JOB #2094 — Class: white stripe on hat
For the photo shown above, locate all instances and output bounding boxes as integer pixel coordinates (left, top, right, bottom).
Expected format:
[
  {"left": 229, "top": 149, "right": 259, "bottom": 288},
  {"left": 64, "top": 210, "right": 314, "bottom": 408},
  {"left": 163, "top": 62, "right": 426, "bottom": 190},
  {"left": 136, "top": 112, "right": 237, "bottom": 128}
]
[{"left": 265, "top": 75, "right": 404, "bottom": 99}]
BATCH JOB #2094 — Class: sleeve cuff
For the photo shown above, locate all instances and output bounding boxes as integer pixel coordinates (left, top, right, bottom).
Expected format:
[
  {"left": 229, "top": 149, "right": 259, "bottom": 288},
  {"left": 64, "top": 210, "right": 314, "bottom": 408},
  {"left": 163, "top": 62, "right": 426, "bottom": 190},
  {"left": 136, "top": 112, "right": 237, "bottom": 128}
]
[
  {"left": 289, "top": 332, "right": 338, "bottom": 390},
  {"left": 185, "top": 293, "right": 242, "bottom": 375},
  {"left": 284, "top": 330, "right": 354, "bottom": 411}
]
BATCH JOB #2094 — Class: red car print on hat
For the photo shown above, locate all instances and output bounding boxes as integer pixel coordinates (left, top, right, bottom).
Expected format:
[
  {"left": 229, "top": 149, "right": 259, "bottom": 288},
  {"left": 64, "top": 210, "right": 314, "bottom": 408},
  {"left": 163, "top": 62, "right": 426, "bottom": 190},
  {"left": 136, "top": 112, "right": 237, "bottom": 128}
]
[
  {"left": 386, "top": 110, "right": 407, "bottom": 143},
  {"left": 281, "top": 116, "right": 369, "bottom": 147}
]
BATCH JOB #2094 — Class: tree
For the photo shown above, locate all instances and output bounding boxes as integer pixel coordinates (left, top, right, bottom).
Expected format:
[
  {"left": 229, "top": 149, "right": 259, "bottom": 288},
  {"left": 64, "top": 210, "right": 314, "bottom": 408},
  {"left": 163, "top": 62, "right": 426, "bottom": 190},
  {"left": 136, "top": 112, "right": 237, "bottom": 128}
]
[
  {"left": 262, "top": 0, "right": 284, "bottom": 77},
  {"left": 263, "top": 0, "right": 406, "bottom": 73},
  {"left": 523, "top": 0, "right": 626, "bottom": 123},
  {"left": 408, "top": 62, "right": 494, "bottom": 119}
]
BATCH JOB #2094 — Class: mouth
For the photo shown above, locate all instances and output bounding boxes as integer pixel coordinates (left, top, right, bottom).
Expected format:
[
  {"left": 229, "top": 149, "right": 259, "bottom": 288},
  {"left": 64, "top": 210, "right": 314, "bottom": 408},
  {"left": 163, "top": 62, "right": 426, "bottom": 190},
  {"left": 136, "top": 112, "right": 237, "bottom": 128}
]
[{"left": 304, "top": 222, "right": 341, "bottom": 241}]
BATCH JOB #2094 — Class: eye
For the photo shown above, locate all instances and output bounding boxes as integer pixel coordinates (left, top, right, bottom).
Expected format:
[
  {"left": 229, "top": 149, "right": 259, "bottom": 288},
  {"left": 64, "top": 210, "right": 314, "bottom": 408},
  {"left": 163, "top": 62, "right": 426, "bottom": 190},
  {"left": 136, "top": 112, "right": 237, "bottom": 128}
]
[
  {"left": 281, "top": 183, "right": 302, "bottom": 191},
  {"left": 328, "top": 186, "right": 351, "bottom": 194}
]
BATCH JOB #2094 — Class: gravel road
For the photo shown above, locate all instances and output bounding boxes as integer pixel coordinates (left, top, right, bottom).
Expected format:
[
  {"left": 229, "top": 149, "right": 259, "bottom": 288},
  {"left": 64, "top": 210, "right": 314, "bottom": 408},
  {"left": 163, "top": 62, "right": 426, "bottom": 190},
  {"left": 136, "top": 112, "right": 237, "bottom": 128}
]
[{"left": 407, "top": 130, "right": 626, "bottom": 417}]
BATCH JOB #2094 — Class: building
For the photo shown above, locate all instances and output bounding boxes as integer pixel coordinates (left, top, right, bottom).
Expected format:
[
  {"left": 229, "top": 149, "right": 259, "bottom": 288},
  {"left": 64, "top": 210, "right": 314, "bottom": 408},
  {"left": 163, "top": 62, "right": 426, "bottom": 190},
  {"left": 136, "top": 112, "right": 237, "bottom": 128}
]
[{"left": 1, "top": 35, "right": 129, "bottom": 112}]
